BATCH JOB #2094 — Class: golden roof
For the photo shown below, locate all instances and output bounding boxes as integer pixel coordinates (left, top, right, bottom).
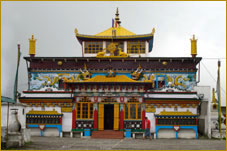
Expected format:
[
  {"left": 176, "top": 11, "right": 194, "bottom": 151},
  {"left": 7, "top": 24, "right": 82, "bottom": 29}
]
[
  {"left": 158, "top": 110, "right": 197, "bottom": 116},
  {"left": 95, "top": 27, "right": 136, "bottom": 36},
  {"left": 83, "top": 75, "right": 137, "bottom": 82},
  {"left": 27, "top": 110, "right": 62, "bottom": 115}
]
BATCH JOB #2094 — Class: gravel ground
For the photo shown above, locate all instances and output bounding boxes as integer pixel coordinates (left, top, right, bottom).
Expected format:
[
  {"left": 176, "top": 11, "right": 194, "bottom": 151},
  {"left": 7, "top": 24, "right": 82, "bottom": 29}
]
[{"left": 15, "top": 136, "right": 226, "bottom": 150}]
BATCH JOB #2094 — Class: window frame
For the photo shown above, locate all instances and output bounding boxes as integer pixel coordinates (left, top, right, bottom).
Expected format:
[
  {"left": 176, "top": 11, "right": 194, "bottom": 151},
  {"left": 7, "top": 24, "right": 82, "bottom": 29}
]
[
  {"left": 76, "top": 102, "right": 94, "bottom": 120},
  {"left": 127, "top": 41, "right": 146, "bottom": 54},
  {"left": 84, "top": 41, "right": 103, "bottom": 54},
  {"left": 124, "top": 103, "right": 142, "bottom": 120}
]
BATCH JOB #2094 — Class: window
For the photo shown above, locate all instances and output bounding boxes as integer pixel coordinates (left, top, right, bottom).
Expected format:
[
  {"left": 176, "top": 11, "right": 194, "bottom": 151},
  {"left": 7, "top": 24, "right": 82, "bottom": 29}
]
[
  {"left": 58, "top": 79, "right": 64, "bottom": 89},
  {"left": 76, "top": 102, "right": 93, "bottom": 119},
  {"left": 125, "top": 103, "right": 142, "bottom": 120},
  {"left": 85, "top": 41, "right": 103, "bottom": 54},
  {"left": 127, "top": 41, "right": 145, "bottom": 54}
]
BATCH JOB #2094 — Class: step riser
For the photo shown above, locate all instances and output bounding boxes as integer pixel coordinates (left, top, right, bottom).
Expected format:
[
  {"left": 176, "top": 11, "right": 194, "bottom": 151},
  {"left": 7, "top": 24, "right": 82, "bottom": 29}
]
[{"left": 91, "top": 130, "right": 124, "bottom": 139}]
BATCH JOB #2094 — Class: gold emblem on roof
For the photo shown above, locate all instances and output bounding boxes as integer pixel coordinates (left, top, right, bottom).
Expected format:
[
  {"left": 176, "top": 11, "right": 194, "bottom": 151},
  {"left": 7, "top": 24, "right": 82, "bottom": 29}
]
[{"left": 107, "top": 43, "right": 117, "bottom": 56}]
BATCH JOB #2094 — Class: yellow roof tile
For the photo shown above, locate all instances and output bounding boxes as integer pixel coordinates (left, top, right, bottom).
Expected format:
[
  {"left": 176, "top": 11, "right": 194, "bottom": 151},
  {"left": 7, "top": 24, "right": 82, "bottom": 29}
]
[
  {"left": 27, "top": 110, "right": 62, "bottom": 115},
  {"left": 95, "top": 26, "right": 136, "bottom": 36},
  {"left": 83, "top": 75, "right": 137, "bottom": 82},
  {"left": 158, "top": 110, "right": 197, "bottom": 116}
]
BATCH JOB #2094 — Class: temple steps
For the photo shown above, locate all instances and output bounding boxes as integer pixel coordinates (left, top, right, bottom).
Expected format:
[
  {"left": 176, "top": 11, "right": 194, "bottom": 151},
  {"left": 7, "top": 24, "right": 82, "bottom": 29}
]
[{"left": 91, "top": 130, "right": 124, "bottom": 139}]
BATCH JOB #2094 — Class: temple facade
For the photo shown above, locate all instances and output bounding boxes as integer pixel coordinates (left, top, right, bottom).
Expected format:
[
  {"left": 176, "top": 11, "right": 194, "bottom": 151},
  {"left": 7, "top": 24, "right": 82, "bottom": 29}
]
[{"left": 19, "top": 9, "right": 203, "bottom": 139}]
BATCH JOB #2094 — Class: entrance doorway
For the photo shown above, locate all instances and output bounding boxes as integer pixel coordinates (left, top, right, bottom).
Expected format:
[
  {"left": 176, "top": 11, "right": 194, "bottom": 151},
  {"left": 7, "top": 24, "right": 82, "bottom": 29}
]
[{"left": 104, "top": 104, "right": 114, "bottom": 130}]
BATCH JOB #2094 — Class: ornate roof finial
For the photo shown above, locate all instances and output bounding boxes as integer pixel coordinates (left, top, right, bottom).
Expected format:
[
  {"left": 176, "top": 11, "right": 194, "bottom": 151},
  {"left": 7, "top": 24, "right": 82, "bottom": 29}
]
[
  {"left": 29, "top": 34, "right": 36, "bottom": 57},
  {"left": 115, "top": 7, "right": 121, "bottom": 26},
  {"left": 190, "top": 34, "right": 197, "bottom": 58}
]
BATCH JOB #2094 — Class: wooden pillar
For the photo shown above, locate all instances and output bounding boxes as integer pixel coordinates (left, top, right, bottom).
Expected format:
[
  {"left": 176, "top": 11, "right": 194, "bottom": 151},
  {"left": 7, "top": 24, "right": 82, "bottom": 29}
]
[
  {"left": 142, "top": 109, "right": 145, "bottom": 129},
  {"left": 120, "top": 107, "right": 124, "bottom": 130},
  {"left": 60, "top": 117, "right": 62, "bottom": 124},
  {"left": 72, "top": 106, "right": 76, "bottom": 129},
  {"left": 93, "top": 107, "right": 98, "bottom": 129}
]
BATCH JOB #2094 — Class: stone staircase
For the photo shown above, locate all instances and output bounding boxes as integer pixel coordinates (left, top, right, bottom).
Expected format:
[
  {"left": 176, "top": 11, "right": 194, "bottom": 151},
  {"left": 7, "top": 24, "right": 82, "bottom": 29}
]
[{"left": 91, "top": 130, "right": 124, "bottom": 139}]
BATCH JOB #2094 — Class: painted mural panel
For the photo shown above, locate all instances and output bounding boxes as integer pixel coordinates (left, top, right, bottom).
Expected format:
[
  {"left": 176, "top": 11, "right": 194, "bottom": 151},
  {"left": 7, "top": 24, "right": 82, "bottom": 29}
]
[
  {"left": 29, "top": 71, "right": 196, "bottom": 91},
  {"left": 29, "top": 72, "right": 80, "bottom": 90},
  {"left": 141, "top": 72, "right": 196, "bottom": 91}
]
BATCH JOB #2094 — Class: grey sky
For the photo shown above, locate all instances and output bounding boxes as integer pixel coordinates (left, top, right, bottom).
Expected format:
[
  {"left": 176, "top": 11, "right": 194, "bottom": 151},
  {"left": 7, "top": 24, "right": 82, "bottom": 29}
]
[{"left": 1, "top": 1, "right": 226, "bottom": 105}]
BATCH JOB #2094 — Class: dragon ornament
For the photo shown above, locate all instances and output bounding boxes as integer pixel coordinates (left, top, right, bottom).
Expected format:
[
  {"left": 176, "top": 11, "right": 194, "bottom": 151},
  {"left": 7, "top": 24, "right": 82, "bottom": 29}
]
[
  {"left": 131, "top": 64, "right": 143, "bottom": 80},
  {"left": 174, "top": 75, "right": 190, "bottom": 88}
]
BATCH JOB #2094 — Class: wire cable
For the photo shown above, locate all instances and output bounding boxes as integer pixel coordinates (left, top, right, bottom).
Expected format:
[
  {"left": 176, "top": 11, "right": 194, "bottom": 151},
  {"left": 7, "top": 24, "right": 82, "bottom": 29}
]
[{"left": 201, "top": 62, "right": 226, "bottom": 95}]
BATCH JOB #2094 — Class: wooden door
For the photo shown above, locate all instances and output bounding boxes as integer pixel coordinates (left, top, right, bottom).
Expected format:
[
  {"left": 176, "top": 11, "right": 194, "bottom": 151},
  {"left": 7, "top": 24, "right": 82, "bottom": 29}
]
[
  {"left": 98, "top": 104, "right": 104, "bottom": 130},
  {"left": 113, "top": 104, "right": 119, "bottom": 130}
]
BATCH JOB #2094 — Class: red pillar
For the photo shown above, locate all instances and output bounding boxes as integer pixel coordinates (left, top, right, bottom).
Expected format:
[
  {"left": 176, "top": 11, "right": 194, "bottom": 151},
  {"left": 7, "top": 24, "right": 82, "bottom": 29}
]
[
  {"left": 59, "top": 117, "right": 62, "bottom": 124},
  {"left": 120, "top": 108, "right": 124, "bottom": 130},
  {"left": 142, "top": 110, "right": 145, "bottom": 129},
  {"left": 72, "top": 108, "right": 76, "bottom": 129},
  {"left": 93, "top": 108, "right": 98, "bottom": 129}
]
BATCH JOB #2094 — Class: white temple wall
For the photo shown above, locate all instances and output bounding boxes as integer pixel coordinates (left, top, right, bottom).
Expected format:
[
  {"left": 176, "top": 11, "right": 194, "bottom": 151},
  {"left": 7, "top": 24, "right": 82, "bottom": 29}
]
[
  {"left": 145, "top": 112, "right": 155, "bottom": 133},
  {"left": 23, "top": 93, "right": 71, "bottom": 98},
  {"left": 43, "top": 128, "right": 59, "bottom": 137},
  {"left": 1, "top": 103, "right": 26, "bottom": 129},
  {"left": 178, "top": 129, "right": 196, "bottom": 138},
  {"left": 177, "top": 107, "right": 197, "bottom": 114},
  {"left": 194, "top": 86, "right": 211, "bottom": 137},
  {"left": 30, "top": 127, "right": 40, "bottom": 136},
  {"left": 155, "top": 107, "right": 174, "bottom": 114},
  {"left": 158, "top": 129, "right": 176, "bottom": 139},
  {"left": 62, "top": 112, "right": 72, "bottom": 132}
]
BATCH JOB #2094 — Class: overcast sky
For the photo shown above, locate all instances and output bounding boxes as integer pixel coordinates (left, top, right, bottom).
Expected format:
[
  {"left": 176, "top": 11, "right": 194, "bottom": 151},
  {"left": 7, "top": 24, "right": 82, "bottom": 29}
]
[{"left": 1, "top": 1, "right": 226, "bottom": 106}]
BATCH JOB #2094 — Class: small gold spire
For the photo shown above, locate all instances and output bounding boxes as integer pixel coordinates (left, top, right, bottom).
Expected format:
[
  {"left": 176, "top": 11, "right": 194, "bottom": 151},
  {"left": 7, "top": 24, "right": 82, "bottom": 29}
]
[
  {"left": 84, "top": 63, "right": 87, "bottom": 70},
  {"left": 212, "top": 88, "right": 217, "bottom": 104},
  {"left": 74, "top": 28, "right": 78, "bottom": 35},
  {"left": 190, "top": 34, "right": 197, "bottom": 57},
  {"left": 115, "top": 8, "right": 121, "bottom": 26},
  {"left": 152, "top": 28, "right": 155, "bottom": 34},
  {"left": 29, "top": 34, "right": 36, "bottom": 57}
]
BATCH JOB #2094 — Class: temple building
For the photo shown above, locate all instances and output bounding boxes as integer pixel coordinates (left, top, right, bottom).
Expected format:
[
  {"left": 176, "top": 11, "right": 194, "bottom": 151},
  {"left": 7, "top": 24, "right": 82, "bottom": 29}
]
[{"left": 19, "top": 9, "right": 204, "bottom": 139}]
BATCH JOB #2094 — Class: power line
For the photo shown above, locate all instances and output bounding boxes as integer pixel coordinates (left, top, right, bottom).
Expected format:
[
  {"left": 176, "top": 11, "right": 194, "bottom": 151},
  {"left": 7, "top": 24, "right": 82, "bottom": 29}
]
[{"left": 201, "top": 62, "right": 226, "bottom": 95}]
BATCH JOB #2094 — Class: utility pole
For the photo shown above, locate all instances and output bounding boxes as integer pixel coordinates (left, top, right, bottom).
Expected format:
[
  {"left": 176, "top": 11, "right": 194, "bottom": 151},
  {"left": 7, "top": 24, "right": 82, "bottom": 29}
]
[{"left": 217, "top": 60, "right": 222, "bottom": 138}]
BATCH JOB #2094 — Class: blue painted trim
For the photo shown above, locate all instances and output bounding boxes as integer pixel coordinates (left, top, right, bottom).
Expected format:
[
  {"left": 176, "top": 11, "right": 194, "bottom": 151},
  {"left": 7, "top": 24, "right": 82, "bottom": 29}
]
[
  {"left": 155, "top": 125, "right": 198, "bottom": 139},
  {"left": 155, "top": 75, "right": 167, "bottom": 88},
  {"left": 92, "top": 73, "right": 132, "bottom": 78},
  {"left": 148, "top": 38, "right": 154, "bottom": 52},
  {"left": 27, "top": 125, "right": 39, "bottom": 128},
  {"left": 27, "top": 124, "right": 62, "bottom": 137}
]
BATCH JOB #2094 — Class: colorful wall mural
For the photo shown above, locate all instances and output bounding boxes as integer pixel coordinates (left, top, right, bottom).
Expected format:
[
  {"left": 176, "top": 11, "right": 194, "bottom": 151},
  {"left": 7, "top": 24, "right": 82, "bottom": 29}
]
[{"left": 29, "top": 71, "right": 196, "bottom": 91}]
